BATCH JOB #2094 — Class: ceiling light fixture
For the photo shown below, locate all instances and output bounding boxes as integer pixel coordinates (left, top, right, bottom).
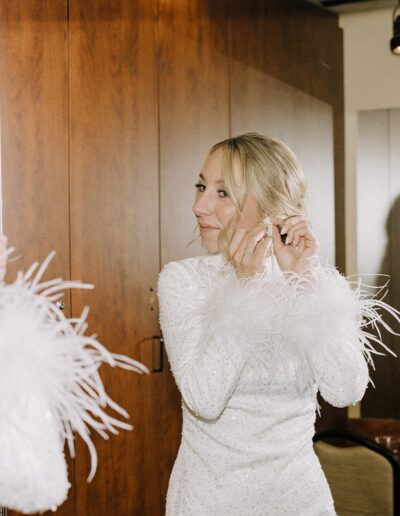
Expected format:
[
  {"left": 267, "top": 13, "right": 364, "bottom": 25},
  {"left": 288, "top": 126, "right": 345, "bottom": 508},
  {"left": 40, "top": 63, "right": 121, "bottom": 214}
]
[{"left": 391, "top": 1, "right": 400, "bottom": 55}]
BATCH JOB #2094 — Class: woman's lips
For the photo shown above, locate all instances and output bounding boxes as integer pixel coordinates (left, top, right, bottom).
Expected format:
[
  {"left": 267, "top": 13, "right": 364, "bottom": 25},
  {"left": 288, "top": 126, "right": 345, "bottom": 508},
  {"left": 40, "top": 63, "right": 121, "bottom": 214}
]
[{"left": 199, "top": 223, "right": 219, "bottom": 232}]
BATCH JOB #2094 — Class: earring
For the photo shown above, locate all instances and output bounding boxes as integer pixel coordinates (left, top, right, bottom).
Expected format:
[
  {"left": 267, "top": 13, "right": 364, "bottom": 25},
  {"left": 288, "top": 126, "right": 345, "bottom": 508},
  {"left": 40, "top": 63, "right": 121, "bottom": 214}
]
[
  {"left": 267, "top": 222, "right": 275, "bottom": 272},
  {"left": 266, "top": 222, "right": 273, "bottom": 239}
]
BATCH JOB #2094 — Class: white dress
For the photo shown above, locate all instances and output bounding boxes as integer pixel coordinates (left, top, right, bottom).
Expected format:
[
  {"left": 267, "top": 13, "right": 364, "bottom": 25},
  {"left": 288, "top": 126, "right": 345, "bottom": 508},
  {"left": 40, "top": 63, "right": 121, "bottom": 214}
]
[{"left": 157, "top": 252, "right": 392, "bottom": 516}]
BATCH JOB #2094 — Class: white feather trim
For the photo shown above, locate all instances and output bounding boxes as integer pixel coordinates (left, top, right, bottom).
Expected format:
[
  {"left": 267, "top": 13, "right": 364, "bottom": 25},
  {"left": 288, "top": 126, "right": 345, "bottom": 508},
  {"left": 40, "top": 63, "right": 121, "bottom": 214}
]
[
  {"left": 0, "top": 250, "right": 149, "bottom": 513},
  {"left": 197, "top": 255, "right": 400, "bottom": 397}
]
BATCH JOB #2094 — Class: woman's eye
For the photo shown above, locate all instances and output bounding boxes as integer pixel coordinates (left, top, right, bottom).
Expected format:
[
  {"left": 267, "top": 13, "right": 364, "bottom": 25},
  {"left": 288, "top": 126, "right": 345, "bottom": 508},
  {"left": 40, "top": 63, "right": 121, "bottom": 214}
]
[
  {"left": 218, "top": 190, "right": 229, "bottom": 199},
  {"left": 194, "top": 183, "right": 206, "bottom": 192}
]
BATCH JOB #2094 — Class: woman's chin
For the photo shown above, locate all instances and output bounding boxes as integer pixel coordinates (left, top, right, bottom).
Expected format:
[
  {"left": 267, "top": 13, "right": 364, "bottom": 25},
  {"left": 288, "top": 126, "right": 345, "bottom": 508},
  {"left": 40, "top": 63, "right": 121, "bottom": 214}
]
[{"left": 200, "top": 237, "right": 219, "bottom": 254}]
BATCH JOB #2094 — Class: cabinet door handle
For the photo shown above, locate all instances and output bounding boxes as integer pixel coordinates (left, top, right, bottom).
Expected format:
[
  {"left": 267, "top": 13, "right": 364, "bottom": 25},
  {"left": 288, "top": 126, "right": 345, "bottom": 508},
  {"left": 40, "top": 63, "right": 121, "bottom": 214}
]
[
  {"left": 152, "top": 335, "right": 164, "bottom": 373},
  {"left": 56, "top": 300, "right": 65, "bottom": 311}
]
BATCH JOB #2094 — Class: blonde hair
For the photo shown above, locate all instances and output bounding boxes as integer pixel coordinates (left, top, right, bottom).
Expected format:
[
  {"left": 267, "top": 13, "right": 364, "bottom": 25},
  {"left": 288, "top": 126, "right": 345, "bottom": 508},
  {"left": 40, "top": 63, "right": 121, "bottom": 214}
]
[{"left": 197, "top": 132, "right": 307, "bottom": 262}]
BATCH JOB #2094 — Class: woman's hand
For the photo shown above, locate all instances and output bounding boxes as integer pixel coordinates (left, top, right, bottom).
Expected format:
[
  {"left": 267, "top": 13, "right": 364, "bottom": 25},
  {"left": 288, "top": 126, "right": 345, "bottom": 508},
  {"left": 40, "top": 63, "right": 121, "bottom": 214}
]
[
  {"left": 227, "top": 220, "right": 273, "bottom": 279},
  {"left": 227, "top": 215, "right": 319, "bottom": 278},
  {"left": 0, "top": 234, "right": 8, "bottom": 282},
  {"left": 270, "top": 215, "right": 319, "bottom": 274}
]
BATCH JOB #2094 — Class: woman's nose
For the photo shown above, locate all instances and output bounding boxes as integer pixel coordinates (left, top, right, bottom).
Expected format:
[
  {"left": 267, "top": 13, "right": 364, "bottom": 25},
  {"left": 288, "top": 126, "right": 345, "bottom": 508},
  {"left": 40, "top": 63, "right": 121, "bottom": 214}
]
[{"left": 193, "top": 193, "right": 213, "bottom": 216}]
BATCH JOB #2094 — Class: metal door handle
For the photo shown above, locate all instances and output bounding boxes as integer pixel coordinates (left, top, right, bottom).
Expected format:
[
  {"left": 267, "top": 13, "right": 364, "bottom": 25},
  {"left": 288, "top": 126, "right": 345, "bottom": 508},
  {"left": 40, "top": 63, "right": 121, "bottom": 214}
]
[
  {"left": 56, "top": 300, "right": 65, "bottom": 311},
  {"left": 152, "top": 335, "right": 164, "bottom": 373}
]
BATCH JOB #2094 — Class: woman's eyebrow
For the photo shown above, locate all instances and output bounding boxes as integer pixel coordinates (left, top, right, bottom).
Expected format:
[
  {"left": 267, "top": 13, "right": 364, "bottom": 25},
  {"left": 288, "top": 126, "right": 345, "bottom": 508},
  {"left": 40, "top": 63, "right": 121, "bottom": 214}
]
[{"left": 198, "top": 172, "right": 224, "bottom": 185}]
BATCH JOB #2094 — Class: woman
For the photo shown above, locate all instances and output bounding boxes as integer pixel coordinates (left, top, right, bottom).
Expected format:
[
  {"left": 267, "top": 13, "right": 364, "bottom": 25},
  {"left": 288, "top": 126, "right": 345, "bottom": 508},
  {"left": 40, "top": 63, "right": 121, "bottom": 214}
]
[{"left": 157, "top": 133, "right": 398, "bottom": 515}]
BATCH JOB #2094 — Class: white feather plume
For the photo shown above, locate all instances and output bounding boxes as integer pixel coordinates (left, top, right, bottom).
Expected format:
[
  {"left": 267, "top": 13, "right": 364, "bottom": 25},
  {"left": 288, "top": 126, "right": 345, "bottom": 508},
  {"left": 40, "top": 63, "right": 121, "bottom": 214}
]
[
  {"left": 197, "top": 255, "right": 400, "bottom": 393},
  {"left": 0, "top": 250, "right": 149, "bottom": 514}
]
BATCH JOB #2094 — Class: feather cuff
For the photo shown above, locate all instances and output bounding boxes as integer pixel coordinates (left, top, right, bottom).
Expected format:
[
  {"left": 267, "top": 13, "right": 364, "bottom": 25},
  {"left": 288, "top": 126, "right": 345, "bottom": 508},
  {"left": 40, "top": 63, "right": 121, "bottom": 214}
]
[
  {"left": 0, "top": 251, "right": 149, "bottom": 513},
  {"left": 198, "top": 256, "right": 400, "bottom": 404}
]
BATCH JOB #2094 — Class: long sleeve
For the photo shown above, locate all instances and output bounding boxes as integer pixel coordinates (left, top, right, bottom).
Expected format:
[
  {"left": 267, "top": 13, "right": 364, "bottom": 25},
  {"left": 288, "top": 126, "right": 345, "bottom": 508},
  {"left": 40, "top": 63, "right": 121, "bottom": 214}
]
[
  {"left": 281, "top": 262, "right": 400, "bottom": 407},
  {"left": 159, "top": 255, "right": 400, "bottom": 415},
  {"left": 282, "top": 267, "right": 371, "bottom": 407},
  {"left": 157, "top": 259, "right": 247, "bottom": 420},
  {"left": 185, "top": 256, "right": 400, "bottom": 409}
]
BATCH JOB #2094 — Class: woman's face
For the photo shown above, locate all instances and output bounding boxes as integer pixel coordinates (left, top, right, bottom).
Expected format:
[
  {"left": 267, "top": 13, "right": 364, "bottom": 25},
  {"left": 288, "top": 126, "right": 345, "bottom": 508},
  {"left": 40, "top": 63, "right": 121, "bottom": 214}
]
[{"left": 192, "top": 148, "right": 261, "bottom": 253}]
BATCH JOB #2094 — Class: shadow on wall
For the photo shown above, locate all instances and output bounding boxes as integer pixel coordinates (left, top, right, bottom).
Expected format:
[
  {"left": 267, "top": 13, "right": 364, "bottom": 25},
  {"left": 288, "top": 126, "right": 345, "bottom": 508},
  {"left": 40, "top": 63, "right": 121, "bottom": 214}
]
[
  {"left": 362, "top": 195, "right": 400, "bottom": 419},
  {"left": 2, "top": 0, "right": 341, "bottom": 107},
  {"left": 206, "top": 0, "right": 342, "bottom": 106},
  {"left": 380, "top": 194, "right": 400, "bottom": 297}
]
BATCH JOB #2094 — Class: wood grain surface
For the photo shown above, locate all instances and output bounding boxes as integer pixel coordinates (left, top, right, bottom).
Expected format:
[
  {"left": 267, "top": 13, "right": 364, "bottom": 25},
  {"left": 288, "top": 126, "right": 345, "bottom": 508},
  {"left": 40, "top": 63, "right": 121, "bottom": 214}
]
[
  {"left": 0, "top": 1, "right": 74, "bottom": 515},
  {"left": 69, "top": 1, "right": 161, "bottom": 514},
  {"left": 0, "top": 1, "right": 349, "bottom": 514},
  {"left": 0, "top": 0, "right": 70, "bottom": 281},
  {"left": 158, "top": 0, "right": 231, "bottom": 266}
]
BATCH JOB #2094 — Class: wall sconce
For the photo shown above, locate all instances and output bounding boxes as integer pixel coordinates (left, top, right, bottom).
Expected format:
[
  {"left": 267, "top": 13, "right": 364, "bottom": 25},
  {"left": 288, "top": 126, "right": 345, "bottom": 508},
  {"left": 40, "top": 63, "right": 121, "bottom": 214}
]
[{"left": 391, "top": 2, "right": 400, "bottom": 55}]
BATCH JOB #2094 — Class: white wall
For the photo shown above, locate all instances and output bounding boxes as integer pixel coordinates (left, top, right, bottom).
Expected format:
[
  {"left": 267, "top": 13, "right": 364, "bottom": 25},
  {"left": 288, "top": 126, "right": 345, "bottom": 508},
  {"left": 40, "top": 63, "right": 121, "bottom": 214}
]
[
  {"left": 357, "top": 108, "right": 400, "bottom": 282},
  {"left": 339, "top": 8, "right": 400, "bottom": 276}
]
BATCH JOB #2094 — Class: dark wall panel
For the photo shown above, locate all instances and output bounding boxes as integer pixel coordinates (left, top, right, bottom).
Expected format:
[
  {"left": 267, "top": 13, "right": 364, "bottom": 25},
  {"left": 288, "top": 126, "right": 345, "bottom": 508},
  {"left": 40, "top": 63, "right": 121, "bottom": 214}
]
[{"left": 229, "top": 0, "right": 343, "bottom": 105}]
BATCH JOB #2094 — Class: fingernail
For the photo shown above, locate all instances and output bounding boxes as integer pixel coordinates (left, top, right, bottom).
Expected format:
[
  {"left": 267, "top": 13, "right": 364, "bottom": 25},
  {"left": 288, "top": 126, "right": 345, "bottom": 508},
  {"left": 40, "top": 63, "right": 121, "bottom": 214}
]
[{"left": 280, "top": 226, "right": 287, "bottom": 235}]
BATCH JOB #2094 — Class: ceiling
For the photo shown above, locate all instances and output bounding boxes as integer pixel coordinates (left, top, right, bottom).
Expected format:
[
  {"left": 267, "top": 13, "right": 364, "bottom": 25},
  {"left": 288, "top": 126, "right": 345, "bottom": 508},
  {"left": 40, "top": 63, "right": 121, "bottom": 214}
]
[{"left": 307, "top": 0, "right": 398, "bottom": 13}]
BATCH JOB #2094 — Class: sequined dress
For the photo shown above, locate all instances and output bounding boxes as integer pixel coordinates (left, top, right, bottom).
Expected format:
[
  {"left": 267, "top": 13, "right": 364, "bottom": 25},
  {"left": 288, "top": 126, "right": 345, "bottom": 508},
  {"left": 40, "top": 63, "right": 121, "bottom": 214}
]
[{"left": 157, "top": 253, "right": 374, "bottom": 516}]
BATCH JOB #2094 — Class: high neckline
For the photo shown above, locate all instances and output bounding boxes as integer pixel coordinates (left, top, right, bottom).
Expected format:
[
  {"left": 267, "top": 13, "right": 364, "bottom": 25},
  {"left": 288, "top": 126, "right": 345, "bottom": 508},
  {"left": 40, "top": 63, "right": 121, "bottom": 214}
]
[{"left": 200, "top": 252, "right": 280, "bottom": 274}]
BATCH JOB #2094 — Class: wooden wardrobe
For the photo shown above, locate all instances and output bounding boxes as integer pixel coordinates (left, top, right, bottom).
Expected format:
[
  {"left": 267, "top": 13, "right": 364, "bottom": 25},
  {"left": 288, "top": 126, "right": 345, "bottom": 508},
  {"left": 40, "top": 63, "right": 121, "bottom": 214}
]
[{"left": 0, "top": 1, "right": 344, "bottom": 514}]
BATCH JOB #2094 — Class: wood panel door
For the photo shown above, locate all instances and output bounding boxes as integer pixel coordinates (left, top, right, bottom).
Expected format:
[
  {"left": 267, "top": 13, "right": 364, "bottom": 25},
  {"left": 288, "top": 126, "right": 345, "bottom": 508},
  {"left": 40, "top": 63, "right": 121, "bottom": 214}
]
[
  {"left": 0, "top": 3, "right": 75, "bottom": 515},
  {"left": 69, "top": 1, "right": 163, "bottom": 515},
  {"left": 0, "top": 1, "right": 70, "bottom": 282},
  {"left": 0, "top": 1, "right": 186, "bottom": 514}
]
